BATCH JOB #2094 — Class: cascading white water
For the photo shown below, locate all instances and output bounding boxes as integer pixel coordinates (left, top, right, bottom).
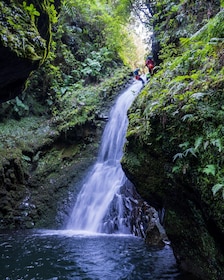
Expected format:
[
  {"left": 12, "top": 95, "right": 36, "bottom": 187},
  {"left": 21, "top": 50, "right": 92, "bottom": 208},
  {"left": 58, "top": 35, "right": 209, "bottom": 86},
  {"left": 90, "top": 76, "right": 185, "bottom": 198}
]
[{"left": 66, "top": 80, "right": 144, "bottom": 233}]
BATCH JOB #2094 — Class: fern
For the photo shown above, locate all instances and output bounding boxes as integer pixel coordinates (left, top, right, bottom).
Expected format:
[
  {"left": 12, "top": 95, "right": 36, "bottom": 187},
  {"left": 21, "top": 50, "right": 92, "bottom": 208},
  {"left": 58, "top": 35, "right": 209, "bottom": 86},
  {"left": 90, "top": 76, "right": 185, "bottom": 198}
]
[
  {"left": 203, "top": 164, "right": 216, "bottom": 176},
  {"left": 194, "top": 136, "right": 203, "bottom": 150},
  {"left": 173, "top": 152, "right": 184, "bottom": 161},
  {"left": 211, "top": 138, "right": 223, "bottom": 152},
  {"left": 181, "top": 114, "right": 194, "bottom": 121},
  {"left": 184, "top": 148, "right": 197, "bottom": 157},
  {"left": 212, "top": 183, "right": 224, "bottom": 199}
]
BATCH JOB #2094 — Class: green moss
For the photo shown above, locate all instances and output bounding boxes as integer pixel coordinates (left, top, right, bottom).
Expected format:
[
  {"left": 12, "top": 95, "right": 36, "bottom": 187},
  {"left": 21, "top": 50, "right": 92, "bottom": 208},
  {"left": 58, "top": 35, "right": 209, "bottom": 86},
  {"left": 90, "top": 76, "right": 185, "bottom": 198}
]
[
  {"left": 0, "top": 117, "right": 59, "bottom": 153},
  {"left": 0, "top": 1, "right": 46, "bottom": 61}
]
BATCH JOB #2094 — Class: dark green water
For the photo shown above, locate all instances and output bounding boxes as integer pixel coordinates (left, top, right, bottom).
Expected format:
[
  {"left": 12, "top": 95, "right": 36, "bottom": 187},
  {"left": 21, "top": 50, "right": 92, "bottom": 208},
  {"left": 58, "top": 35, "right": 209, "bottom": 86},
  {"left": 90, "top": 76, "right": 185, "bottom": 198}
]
[{"left": 0, "top": 230, "right": 198, "bottom": 280}]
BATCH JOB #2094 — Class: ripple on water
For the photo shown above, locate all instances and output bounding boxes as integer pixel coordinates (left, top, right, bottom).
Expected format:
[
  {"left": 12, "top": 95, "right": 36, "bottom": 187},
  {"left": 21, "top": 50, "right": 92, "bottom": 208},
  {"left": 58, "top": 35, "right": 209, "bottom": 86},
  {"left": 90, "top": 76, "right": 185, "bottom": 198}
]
[{"left": 0, "top": 230, "right": 198, "bottom": 280}]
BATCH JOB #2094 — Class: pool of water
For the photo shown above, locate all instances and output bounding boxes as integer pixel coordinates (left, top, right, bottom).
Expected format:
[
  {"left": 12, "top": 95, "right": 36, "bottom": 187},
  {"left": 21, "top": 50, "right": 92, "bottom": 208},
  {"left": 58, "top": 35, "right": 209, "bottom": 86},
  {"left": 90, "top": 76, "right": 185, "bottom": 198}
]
[{"left": 0, "top": 230, "right": 197, "bottom": 280}]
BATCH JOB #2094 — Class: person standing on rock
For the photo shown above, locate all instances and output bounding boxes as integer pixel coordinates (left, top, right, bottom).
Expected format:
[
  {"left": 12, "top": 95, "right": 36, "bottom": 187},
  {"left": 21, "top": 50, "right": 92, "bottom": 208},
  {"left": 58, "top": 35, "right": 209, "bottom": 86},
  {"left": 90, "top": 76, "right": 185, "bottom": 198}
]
[
  {"left": 133, "top": 68, "right": 145, "bottom": 85},
  {"left": 145, "top": 55, "right": 155, "bottom": 75}
]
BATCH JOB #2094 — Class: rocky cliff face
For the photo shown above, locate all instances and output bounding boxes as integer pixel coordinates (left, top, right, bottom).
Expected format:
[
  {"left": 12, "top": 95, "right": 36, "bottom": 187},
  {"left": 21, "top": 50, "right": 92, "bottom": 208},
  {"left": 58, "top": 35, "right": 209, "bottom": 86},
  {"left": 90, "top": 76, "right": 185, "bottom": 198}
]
[
  {"left": 122, "top": 1, "right": 224, "bottom": 280},
  {"left": 0, "top": 0, "right": 59, "bottom": 102}
]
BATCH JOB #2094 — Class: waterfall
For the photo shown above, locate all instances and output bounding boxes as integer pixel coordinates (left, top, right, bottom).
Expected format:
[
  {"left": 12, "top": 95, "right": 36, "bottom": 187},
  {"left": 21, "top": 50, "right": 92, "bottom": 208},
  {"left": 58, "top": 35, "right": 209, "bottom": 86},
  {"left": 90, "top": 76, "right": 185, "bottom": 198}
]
[{"left": 66, "top": 81, "right": 144, "bottom": 233}]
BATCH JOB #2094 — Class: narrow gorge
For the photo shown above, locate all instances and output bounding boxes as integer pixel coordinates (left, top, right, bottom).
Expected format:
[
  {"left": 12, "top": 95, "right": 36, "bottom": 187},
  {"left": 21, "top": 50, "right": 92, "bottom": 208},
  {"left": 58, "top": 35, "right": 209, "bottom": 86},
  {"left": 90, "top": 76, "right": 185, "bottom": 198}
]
[{"left": 0, "top": 1, "right": 223, "bottom": 280}]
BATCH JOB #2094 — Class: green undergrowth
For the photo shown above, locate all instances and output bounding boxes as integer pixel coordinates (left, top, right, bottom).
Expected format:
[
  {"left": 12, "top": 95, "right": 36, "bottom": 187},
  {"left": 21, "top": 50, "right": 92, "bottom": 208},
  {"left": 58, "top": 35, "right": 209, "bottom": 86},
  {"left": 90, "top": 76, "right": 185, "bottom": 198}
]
[
  {"left": 0, "top": 64, "right": 131, "bottom": 229},
  {"left": 0, "top": 66, "right": 130, "bottom": 156},
  {"left": 53, "top": 66, "right": 131, "bottom": 133},
  {"left": 0, "top": 117, "right": 59, "bottom": 157},
  {"left": 127, "top": 10, "right": 224, "bottom": 199}
]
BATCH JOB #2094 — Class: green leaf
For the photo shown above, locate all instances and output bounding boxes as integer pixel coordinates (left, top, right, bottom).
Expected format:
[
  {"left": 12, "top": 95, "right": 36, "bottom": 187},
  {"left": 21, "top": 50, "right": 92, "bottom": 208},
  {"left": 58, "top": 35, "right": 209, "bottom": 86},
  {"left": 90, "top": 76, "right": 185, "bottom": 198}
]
[
  {"left": 203, "top": 164, "right": 216, "bottom": 176},
  {"left": 181, "top": 114, "right": 194, "bottom": 121},
  {"left": 173, "top": 153, "right": 184, "bottom": 161},
  {"left": 22, "top": 155, "right": 31, "bottom": 162},
  {"left": 191, "top": 92, "right": 208, "bottom": 99},
  {"left": 179, "top": 142, "right": 189, "bottom": 148},
  {"left": 211, "top": 138, "right": 223, "bottom": 152},
  {"left": 172, "top": 165, "right": 181, "bottom": 173},
  {"left": 212, "top": 183, "right": 224, "bottom": 195},
  {"left": 184, "top": 148, "right": 197, "bottom": 157},
  {"left": 194, "top": 137, "right": 203, "bottom": 150}
]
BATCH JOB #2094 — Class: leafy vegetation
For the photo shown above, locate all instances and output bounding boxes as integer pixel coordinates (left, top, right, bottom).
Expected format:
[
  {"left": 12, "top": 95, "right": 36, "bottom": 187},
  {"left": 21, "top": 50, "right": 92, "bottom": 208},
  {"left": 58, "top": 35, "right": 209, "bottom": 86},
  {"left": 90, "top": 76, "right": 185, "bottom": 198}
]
[
  {"left": 0, "top": 0, "right": 138, "bottom": 230},
  {"left": 0, "top": 2, "right": 224, "bottom": 277},
  {"left": 0, "top": 0, "right": 137, "bottom": 119},
  {"left": 122, "top": 3, "right": 224, "bottom": 278},
  {"left": 22, "top": 1, "right": 40, "bottom": 22},
  {"left": 127, "top": 6, "right": 224, "bottom": 200}
]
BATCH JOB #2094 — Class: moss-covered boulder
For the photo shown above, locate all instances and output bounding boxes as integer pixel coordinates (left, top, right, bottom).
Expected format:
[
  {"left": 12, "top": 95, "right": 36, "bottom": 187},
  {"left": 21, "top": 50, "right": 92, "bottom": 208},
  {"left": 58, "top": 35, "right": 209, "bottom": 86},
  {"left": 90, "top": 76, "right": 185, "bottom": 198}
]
[{"left": 0, "top": 0, "right": 59, "bottom": 102}]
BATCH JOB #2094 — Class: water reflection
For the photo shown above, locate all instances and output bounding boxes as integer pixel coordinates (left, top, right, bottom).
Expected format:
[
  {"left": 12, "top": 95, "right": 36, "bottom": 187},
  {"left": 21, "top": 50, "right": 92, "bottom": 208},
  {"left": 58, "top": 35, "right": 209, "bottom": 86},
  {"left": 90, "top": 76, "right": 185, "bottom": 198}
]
[{"left": 0, "top": 230, "right": 197, "bottom": 280}]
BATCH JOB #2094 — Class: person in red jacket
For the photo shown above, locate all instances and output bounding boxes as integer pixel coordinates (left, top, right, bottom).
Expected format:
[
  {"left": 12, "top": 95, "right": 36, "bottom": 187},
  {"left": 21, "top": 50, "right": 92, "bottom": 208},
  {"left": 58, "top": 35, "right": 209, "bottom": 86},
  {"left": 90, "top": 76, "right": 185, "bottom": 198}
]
[{"left": 145, "top": 56, "right": 155, "bottom": 75}]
